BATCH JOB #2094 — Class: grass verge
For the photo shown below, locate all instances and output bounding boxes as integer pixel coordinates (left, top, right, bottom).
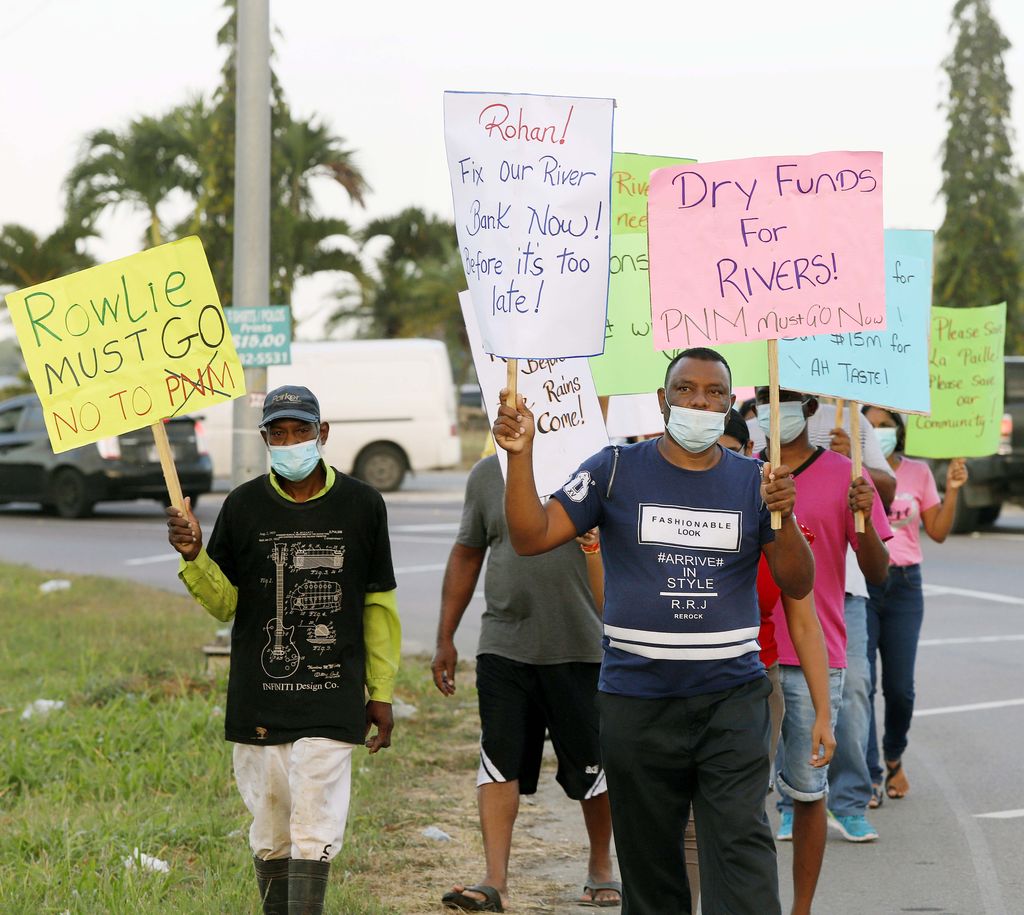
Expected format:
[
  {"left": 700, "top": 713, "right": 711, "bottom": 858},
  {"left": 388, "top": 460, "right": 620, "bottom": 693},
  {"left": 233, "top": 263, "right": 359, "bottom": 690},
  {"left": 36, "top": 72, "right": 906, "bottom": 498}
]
[{"left": 0, "top": 562, "right": 484, "bottom": 914}]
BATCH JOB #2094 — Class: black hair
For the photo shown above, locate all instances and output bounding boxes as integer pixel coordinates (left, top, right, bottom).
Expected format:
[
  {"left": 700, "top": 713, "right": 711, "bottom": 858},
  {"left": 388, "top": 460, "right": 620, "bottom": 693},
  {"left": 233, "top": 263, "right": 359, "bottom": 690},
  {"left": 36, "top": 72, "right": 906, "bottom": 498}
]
[
  {"left": 664, "top": 347, "right": 732, "bottom": 389},
  {"left": 738, "top": 397, "right": 757, "bottom": 421},
  {"left": 862, "top": 404, "right": 905, "bottom": 453},
  {"left": 723, "top": 408, "right": 750, "bottom": 447}
]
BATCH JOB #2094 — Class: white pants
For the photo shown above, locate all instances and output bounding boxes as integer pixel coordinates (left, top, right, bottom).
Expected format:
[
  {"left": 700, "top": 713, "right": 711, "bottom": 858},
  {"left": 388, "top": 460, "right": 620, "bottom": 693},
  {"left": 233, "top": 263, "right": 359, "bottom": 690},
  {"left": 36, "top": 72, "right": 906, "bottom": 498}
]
[{"left": 233, "top": 737, "right": 354, "bottom": 862}]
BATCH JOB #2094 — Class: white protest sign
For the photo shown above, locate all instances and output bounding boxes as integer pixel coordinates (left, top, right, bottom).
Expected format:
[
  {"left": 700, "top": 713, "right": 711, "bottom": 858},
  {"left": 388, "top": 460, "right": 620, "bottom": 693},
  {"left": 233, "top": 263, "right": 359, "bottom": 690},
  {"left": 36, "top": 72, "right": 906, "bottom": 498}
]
[
  {"left": 445, "top": 91, "right": 614, "bottom": 359},
  {"left": 459, "top": 291, "right": 608, "bottom": 496}
]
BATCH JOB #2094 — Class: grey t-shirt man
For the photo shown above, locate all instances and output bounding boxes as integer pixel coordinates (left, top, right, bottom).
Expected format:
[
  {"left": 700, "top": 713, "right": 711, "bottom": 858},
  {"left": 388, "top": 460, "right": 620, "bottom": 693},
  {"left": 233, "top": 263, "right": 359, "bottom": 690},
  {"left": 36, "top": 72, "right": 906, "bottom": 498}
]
[{"left": 457, "top": 456, "right": 603, "bottom": 665}]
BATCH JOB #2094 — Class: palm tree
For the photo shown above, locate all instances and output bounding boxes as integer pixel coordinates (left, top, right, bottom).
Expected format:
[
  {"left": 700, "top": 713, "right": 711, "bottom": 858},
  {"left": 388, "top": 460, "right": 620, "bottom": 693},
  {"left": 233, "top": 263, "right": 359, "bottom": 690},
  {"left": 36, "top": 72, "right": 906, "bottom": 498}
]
[
  {"left": 270, "top": 115, "right": 369, "bottom": 307},
  {"left": 0, "top": 221, "right": 96, "bottom": 383},
  {"left": 275, "top": 116, "right": 367, "bottom": 213},
  {"left": 0, "top": 222, "right": 96, "bottom": 290},
  {"left": 332, "top": 208, "right": 469, "bottom": 378},
  {"left": 59, "top": 0, "right": 368, "bottom": 322},
  {"left": 65, "top": 113, "right": 198, "bottom": 248}
]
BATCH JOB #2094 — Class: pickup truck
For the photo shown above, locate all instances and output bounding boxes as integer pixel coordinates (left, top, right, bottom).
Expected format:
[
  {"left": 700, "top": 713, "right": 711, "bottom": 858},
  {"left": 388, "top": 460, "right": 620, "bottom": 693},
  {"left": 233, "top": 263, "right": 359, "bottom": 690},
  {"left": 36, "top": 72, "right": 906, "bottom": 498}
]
[{"left": 931, "top": 356, "right": 1024, "bottom": 533}]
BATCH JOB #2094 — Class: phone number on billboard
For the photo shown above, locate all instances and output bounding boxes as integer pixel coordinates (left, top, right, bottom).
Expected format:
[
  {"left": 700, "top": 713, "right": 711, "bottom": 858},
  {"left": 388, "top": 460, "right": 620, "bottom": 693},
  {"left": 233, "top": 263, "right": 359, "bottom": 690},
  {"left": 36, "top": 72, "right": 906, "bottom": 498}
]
[{"left": 239, "top": 351, "right": 291, "bottom": 366}]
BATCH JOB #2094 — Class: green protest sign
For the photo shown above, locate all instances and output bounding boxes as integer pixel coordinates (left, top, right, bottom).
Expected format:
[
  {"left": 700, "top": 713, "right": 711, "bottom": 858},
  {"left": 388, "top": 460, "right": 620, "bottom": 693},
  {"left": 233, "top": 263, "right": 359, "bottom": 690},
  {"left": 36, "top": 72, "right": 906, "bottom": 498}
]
[
  {"left": 590, "top": 153, "right": 690, "bottom": 395},
  {"left": 905, "top": 303, "right": 1006, "bottom": 458}
]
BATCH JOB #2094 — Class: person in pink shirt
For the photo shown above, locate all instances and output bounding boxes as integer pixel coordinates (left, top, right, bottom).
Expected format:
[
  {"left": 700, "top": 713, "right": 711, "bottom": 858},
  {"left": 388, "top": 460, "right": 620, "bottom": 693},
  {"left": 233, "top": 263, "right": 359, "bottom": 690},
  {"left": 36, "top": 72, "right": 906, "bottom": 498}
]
[
  {"left": 755, "top": 387, "right": 892, "bottom": 915},
  {"left": 862, "top": 406, "right": 968, "bottom": 803}
]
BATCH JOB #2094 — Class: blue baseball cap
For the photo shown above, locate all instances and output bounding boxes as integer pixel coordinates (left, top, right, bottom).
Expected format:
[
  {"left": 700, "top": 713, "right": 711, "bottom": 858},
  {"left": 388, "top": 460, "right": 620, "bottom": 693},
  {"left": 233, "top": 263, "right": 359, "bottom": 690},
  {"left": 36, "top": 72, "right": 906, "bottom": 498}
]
[{"left": 261, "top": 385, "right": 320, "bottom": 427}]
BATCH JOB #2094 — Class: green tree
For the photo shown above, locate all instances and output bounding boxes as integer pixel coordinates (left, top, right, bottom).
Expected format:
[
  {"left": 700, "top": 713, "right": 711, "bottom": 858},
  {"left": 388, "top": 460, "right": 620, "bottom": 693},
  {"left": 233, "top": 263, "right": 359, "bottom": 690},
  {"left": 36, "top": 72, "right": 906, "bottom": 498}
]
[
  {"left": 332, "top": 208, "right": 468, "bottom": 378},
  {"left": 936, "top": 0, "right": 1023, "bottom": 350},
  {"left": 61, "top": 1, "right": 367, "bottom": 319},
  {"left": 65, "top": 114, "right": 197, "bottom": 248},
  {"left": 181, "top": 2, "right": 366, "bottom": 309},
  {"left": 0, "top": 221, "right": 96, "bottom": 290},
  {"left": 0, "top": 221, "right": 96, "bottom": 398},
  {"left": 270, "top": 117, "right": 368, "bottom": 307}
]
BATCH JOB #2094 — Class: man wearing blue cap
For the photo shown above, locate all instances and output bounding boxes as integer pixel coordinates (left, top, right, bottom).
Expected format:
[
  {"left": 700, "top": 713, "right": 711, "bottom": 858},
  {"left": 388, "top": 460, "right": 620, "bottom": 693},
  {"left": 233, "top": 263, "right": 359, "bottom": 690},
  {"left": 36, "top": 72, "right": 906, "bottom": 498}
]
[{"left": 166, "top": 385, "right": 401, "bottom": 915}]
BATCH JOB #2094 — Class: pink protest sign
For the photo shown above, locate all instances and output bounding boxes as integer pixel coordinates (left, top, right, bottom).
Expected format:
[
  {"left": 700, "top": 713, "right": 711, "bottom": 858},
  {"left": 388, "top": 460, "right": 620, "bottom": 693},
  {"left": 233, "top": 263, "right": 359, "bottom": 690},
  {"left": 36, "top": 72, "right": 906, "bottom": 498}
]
[{"left": 648, "top": 152, "right": 884, "bottom": 349}]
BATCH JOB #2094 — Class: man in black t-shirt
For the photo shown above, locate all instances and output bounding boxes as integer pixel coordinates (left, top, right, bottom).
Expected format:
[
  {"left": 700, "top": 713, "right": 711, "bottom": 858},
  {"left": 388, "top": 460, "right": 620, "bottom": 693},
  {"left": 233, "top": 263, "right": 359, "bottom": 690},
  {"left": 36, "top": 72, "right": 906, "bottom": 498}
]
[{"left": 166, "top": 385, "right": 400, "bottom": 915}]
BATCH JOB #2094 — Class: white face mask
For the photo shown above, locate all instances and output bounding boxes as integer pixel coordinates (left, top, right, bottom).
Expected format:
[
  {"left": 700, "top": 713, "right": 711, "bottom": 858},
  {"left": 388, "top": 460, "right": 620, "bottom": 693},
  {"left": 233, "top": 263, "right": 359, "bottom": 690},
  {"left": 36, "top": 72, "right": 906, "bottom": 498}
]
[
  {"left": 757, "top": 401, "right": 808, "bottom": 445},
  {"left": 875, "top": 426, "right": 899, "bottom": 457},
  {"left": 666, "top": 404, "right": 727, "bottom": 453},
  {"left": 269, "top": 438, "right": 322, "bottom": 481}
]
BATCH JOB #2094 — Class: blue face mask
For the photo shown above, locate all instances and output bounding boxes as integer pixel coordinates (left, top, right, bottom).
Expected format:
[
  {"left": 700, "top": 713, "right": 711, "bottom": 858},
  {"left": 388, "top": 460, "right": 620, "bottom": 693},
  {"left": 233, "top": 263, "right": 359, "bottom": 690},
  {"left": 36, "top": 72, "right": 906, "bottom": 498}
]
[
  {"left": 666, "top": 404, "right": 726, "bottom": 453},
  {"left": 875, "top": 426, "right": 899, "bottom": 458},
  {"left": 269, "top": 438, "right": 322, "bottom": 482},
  {"left": 757, "top": 401, "right": 808, "bottom": 445}
]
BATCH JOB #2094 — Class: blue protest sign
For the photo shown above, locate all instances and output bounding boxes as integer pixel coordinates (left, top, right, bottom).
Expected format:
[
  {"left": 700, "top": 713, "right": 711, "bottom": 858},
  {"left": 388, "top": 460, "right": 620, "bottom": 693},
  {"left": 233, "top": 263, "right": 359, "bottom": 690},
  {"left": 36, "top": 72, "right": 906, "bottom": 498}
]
[
  {"left": 225, "top": 305, "right": 292, "bottom": 367},
  {"left": 778, "top": 229, "right": 932, "bottom": 413}
]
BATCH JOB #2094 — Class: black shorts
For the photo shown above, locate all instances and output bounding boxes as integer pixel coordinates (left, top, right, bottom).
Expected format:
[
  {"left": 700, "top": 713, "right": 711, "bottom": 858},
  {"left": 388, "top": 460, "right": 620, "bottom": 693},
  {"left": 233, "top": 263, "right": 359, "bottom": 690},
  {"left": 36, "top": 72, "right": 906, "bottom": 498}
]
[{"left": 475, "top": 653, "right": 605, "bottom": 800}]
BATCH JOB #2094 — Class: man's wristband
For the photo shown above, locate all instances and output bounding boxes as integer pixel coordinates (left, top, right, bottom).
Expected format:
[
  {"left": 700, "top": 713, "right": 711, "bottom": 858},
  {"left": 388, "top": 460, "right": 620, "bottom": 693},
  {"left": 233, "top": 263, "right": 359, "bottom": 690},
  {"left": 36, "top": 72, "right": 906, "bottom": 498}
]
[{"left": 580, "top": 542, "right": 600, "bottom": 555}]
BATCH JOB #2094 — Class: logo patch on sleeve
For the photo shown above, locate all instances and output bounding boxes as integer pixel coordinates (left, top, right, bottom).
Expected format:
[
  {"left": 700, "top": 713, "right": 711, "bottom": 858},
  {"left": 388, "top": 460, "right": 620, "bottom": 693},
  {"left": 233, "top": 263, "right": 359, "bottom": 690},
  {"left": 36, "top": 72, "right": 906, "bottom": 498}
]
[
  {"left": 638, "top": 504, "right": 742, "bottom": 551},
  {"left": 562, "top": 470, "right": 592, "bottom": 503}
]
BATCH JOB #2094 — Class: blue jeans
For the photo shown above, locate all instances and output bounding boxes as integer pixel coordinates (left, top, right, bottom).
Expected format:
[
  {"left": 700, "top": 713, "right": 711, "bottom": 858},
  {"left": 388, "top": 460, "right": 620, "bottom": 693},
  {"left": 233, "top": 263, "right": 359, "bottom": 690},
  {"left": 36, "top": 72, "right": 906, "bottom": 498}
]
[
  {"left": 774, "top": 666, "right": 844, "bottom": 802},
  {"left": 827, "top": 594, "right": 873, "bottom": 817},
  {"left": 777, "top": 595, "right": 873, "bottom": 816},
  {"left": 866, "top": 564, "right": 925, "bottom": 783}
]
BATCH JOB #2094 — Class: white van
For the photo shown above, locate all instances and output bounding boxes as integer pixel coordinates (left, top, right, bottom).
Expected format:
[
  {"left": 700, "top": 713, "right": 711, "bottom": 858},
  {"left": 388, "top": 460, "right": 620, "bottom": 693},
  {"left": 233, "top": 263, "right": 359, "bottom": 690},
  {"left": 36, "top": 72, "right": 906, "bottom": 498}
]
[{"left": 196, "top": 338, "right": 461, "bottom": 490}]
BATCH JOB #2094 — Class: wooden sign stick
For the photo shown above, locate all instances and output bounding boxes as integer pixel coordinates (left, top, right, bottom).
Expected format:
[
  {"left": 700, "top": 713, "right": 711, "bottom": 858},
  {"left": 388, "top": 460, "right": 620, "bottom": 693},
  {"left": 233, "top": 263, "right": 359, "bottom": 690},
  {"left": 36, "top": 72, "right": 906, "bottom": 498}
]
[
  {"left": 767, "top": 339, "right": 782, "bottom": 531},
  {"left": 505, "top": 358, "right": 518, "bottom": 409},
  {"left": 850, "top": 401, "right": 866, "bottom": 533},
  {"left": 835, "top": 398, "right": 845, "bottom": 428},
  {"left": 151, "top": 421, "right": 185, "bottom": 514}
]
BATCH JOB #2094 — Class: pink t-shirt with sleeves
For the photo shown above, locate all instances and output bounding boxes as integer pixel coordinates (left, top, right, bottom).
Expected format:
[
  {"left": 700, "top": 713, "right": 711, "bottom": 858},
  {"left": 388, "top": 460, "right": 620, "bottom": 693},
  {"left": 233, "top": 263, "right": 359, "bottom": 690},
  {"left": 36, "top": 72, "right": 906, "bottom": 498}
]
[
  {"left": 771, "top": 448, "right": 893, "bottom": 669},
  {"left": 886, "top": 457, "right": 940, "bottom": 567}
]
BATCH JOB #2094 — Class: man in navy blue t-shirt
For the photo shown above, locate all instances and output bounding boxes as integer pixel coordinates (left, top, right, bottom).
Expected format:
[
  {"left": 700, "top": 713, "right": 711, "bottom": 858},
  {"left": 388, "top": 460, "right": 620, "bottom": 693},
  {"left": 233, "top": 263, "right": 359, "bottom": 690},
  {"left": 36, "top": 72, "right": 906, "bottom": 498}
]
[{"left": 493, "top": 348, "right": 816, "bottom": 915}]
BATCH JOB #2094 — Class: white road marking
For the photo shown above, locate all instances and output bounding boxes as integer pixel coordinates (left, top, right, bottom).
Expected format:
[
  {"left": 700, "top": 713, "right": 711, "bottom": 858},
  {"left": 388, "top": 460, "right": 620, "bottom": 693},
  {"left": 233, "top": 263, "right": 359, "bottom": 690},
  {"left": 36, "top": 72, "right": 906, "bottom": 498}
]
[
  {"left": 920, "top": 634, "right": 1024, "bottom": 647},
  {"left": 975, "top": 809, "right": 1024, "bottom": 820},
  {"left": 915, "top": 743, "right": 1007, "bottom": 913},
  {"left": 922, "top": 584, "right": 1024, "bottom": 606},
  {"left": 917, "top": 697, "right": 1024, "bottom": 717},
  {"left": 971, "top": 532, "right": 1024, "bottom": 543},
  {"left": 124, "top": 553, "right": 180, "bottom": 566}
]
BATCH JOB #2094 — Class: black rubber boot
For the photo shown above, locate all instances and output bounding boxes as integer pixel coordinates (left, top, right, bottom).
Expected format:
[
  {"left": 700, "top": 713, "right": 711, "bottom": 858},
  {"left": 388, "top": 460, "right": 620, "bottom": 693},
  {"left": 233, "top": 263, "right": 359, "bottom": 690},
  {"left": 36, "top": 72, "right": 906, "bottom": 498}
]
[
  {"left": 253, "top": 855, "right": 289, "bottom": 915},
  {"left": 288, "top": 859, "right": 330, "bottom": 914}
]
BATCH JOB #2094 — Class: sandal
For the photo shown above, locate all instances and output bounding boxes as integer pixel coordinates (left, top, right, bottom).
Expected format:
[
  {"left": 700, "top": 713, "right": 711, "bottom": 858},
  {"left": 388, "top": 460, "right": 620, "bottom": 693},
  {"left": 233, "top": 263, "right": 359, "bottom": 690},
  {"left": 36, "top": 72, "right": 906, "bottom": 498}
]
[
  {"left": 442, "top": 884, "right": 504, "bottom": 912},
  {"left": 579, "top": 878, "right": 622, "bottom": 908},
  {"left": 885, "top": 758, "right": 908, "bottom": 800},
  {"left": 869, "top": 783, "right": 884, "bottom": 809}
]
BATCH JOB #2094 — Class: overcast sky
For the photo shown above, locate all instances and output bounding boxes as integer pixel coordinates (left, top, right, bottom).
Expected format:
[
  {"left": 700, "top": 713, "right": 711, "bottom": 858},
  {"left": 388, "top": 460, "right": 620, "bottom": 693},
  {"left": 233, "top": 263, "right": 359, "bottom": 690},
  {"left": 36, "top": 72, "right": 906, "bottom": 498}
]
[{"left": 3, "top": 0, "right": 1023, "bottom": 335}]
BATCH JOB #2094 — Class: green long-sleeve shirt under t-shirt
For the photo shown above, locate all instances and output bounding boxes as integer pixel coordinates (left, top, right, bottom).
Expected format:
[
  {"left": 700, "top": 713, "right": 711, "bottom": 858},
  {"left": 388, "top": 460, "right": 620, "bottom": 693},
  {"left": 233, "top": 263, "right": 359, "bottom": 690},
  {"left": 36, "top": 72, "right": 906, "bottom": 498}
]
[{"left": 179, "top": 464, "right": 401, "bottom": 707}]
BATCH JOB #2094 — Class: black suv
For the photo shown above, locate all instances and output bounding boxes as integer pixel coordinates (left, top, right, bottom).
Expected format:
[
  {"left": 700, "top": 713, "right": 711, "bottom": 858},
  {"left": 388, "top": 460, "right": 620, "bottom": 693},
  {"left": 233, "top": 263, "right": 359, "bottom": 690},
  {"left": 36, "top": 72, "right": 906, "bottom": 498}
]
[
  {"left": 932, "top": 356, "right": 1024, "bottom": 532},
  {"left": 0, "top": 394, "right": 213, "bottom": 518}
]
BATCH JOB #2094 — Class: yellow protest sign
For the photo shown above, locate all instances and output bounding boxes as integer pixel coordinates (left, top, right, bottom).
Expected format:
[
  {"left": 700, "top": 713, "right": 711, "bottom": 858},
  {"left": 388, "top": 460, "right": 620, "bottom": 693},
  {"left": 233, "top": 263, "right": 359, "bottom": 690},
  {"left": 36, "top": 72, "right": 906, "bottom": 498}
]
[{"left": 4, "top": 236, "right": 245, "bottom": 453}]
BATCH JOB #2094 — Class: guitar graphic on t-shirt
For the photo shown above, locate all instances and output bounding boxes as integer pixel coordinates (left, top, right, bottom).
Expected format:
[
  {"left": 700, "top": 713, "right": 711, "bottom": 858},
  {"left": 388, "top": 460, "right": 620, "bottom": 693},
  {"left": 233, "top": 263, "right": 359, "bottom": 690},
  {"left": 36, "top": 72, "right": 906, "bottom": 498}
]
[{"left": 261, "top": 542, "right": 300, "bottom": 679}]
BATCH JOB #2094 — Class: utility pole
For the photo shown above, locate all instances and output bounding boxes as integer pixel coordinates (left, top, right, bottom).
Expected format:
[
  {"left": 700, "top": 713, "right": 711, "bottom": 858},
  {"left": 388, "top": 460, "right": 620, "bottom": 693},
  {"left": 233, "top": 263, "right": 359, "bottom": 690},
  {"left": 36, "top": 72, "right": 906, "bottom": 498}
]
[{"left": 230, "top": 0, "right": 271, "bottom": 488}]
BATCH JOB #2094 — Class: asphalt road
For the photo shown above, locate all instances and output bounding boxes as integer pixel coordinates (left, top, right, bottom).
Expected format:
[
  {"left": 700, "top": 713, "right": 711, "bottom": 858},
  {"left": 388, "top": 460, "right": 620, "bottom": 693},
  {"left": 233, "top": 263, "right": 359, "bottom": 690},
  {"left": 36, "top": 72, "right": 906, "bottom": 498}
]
[
  {"left": 0, "top": 470, "right": 477, "bottom": 656},
  {"left": 2, "top": 474, "right": 1023, "bottom": 912}
]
